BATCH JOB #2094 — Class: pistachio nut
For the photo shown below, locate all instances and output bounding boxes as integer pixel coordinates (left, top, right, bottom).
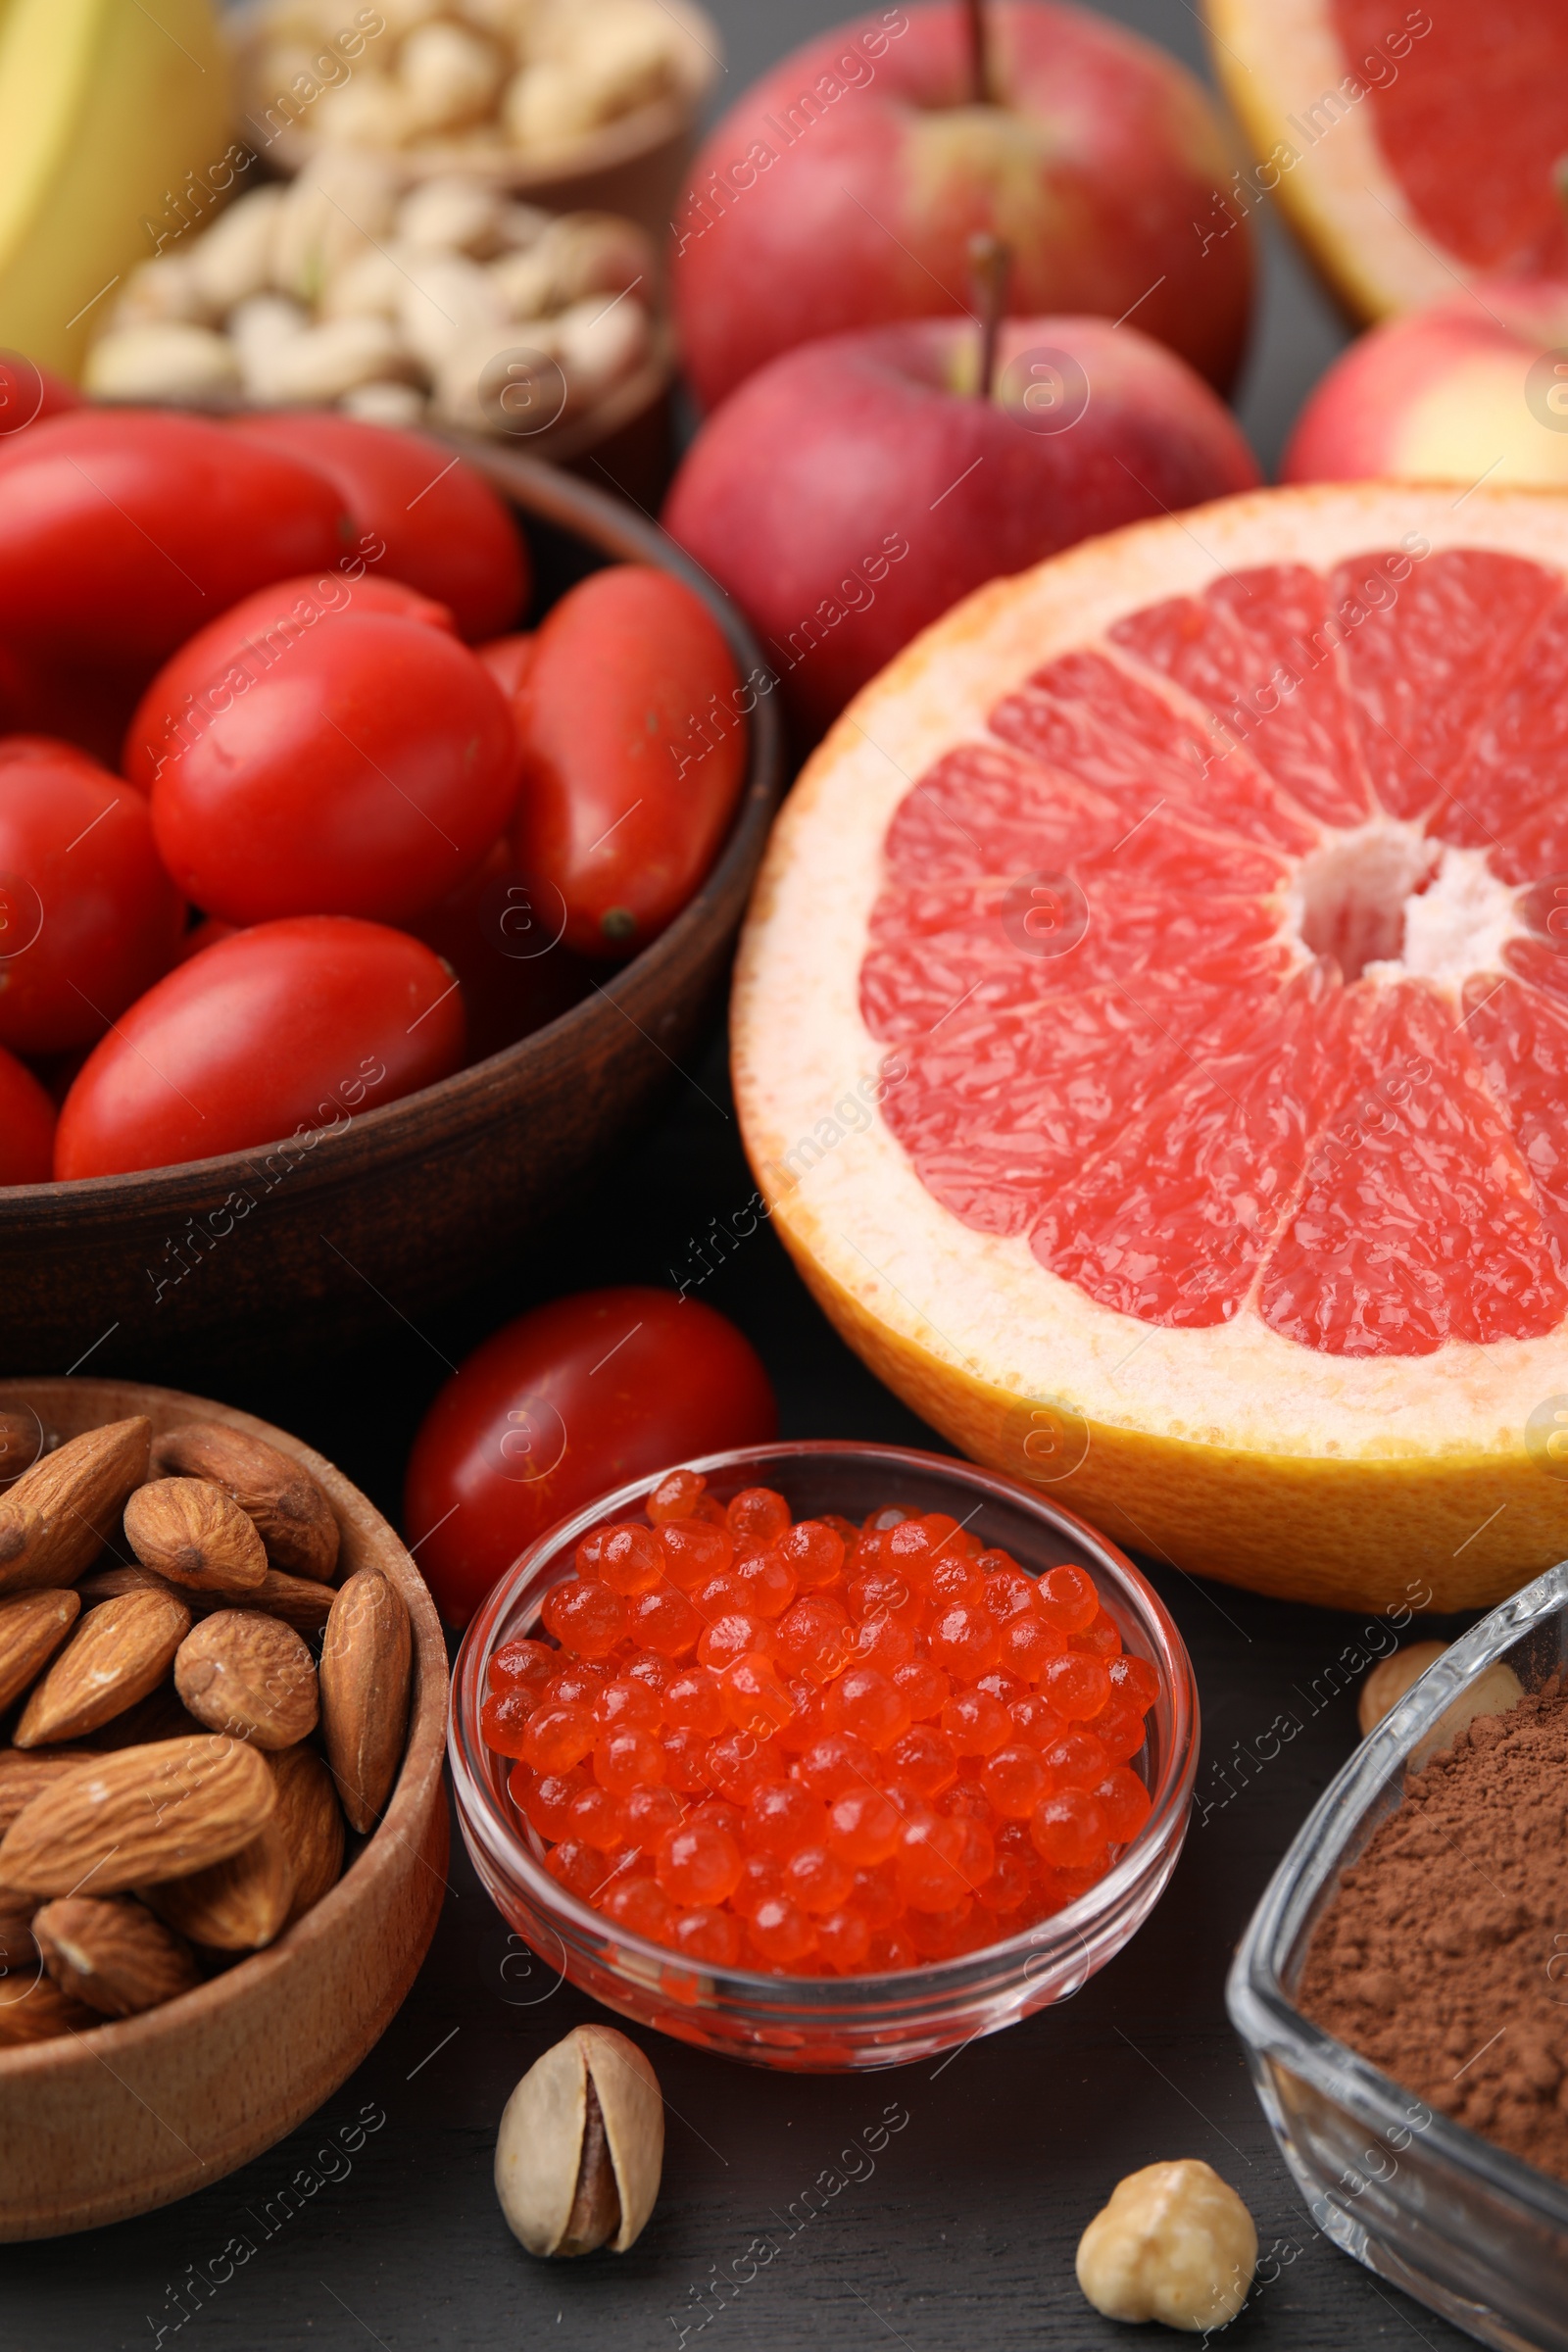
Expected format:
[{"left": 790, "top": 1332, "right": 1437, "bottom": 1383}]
[{"left": 495, "top": 2023, "right": 662, "bottom": 2257}]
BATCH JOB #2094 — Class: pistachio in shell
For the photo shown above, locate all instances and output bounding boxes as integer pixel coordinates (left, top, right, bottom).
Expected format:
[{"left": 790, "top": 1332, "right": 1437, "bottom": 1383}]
[{"left": 494, "top": 2023, "right": 662, "bottom": 2258}]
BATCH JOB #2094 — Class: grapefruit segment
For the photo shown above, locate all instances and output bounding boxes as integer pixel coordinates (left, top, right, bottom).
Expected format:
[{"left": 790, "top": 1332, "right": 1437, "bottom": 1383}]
[{"left": 733, "top": 485, "right": 1568, "bottom": 1608}]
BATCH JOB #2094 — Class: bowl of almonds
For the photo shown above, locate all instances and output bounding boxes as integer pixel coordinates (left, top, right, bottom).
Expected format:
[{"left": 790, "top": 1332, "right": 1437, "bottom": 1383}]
[{"left": 0, "top": 1377, "right": 448, "bottom": 2240}]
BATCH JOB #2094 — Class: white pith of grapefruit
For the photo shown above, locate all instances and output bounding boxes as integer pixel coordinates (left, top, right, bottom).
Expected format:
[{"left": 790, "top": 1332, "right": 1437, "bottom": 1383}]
[{"left": 731, "top": 485, "right": 1568, "bottom": 1612}]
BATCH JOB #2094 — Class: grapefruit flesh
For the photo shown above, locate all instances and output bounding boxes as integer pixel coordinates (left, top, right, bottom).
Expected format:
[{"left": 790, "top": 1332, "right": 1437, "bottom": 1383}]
[
  {"left": 732, "top": 487, "right": 1568, "bottom": 1610},
  {"left": 1204, "top": 0, "right": 1568, "bottom": 318}
]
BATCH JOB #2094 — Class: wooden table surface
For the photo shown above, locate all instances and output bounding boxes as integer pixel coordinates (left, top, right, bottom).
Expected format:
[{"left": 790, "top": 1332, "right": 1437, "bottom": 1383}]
[{"left": 10, "top": 4, "right": 1479, "bottom": 2344}]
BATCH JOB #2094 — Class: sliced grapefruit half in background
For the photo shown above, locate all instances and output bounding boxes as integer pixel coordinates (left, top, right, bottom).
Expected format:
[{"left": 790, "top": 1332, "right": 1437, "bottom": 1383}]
[
  {"left": 1203, "top": 0, "right": 1568, "bottom": 320},
  {"left": 732, "top": 485, "right": 1568, "bottom": 1614}
]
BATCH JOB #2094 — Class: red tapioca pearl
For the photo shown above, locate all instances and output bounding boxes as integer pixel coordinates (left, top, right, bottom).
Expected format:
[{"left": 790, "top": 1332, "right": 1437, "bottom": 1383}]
[
  {"left": 772, "top": 1682, "right": 828, "bottom": 1753},
  {"left": 1107, "top": 1653, "right": 1160, "bottom": 1714},
  {"left": 1036, "top": 1563, "right": 1100, "bottom": 1635},
  {"left": 824, "top": 1666, "right": 909, "bottom": 1751},
  {"left": 706, "top": 1729, "right": 778, "bottom": 1803},
  {"left": 777, "top": 1518, "right": 846, "bottom": 1590},
  {"left": 544, "top": 1836, "right": 608, "bottom": 1901},
  {"left": 655, "top": 1820, "right": 744, "bottom": 1906},
  {"left": 893, "top": 1659, "right": 950, "bottom": 1721},
  {"left": 1030, "top": 1787, "right": 1107, "bottom": 1869},
  {"left": 520, "top": 1702, "right": 595, "bottom": 1772},
  {"left": 594, "top": 1728, "right": 664, "bottom": 1792},
  {"left": 731, "top": 1850, "right": 782, "bottom": 1919},
  {"left": 657, "top": 1518, "right": 733, "bottom": 1591},
  {"left": 690, "top": 1795, "right": 743, "bottom": 1839},
  {"left": 942, "top": 1777, "right": 994, "bottom": 1823},
  {"left": 689, "top": 1493, "right": 730, "bottom": 1527},
  {"left": 540, "top": 1664, "right": 607, "bottom": 1710},
  {"left": 975, "top": 1670, "right": 1024, "bottom": 1706},
  {"left": 697, "top": 1610, "right": 772, "bottom": 1671},
  {"left": 848, "top": 1525, "right": 888, "bottom": 1576},
  {"left": 999, "top": 1613, "right": 1067, "bottom": 1684},
  {"left": 791, "top": 1731, "right": 879, "bottom": 1800},
  {"left": 981, "top": 1566, "right": 1038, "bottom": 1622},
  {"left": 979, "top": 1848, "right": 1033, "bottom": 1913},
  {"left": 847, "top": 1611, "right": 916, "bottom": 1673},
  {"left": 927, "top": 1601, "right": 1000, "bottom": 1678},
  {"left": 620, "top": 1785, "right": 686, "bottom": 1844},
  {"left": 814, "top": 1903, "right": 872, "bottom": 1973},
  {"left": 783, "top": 1842, "right": 855, "bottom": 1915},
  {"left": 972, "top": 1547, "right": 1023, "bottom": 1579},
  {"left": 825, "top": 1786, "right": 901, "bottom": 1866},
  {"left": 941, "top": 1690, "right": 1011, "bottom": 1756},
  {"left": 512, "top": 1764, "right": 584, "bottom": 1838},
  {"left": 981, "top": 1742, "right": 1050, "bottom": 1821},
  {"left": 868, "top": 1926, "right": 920, "bottom": 1972},
  {"left": 565, "top": 1784, "right": 628, "bottom": 1851},
  {"left": 852, "top": 1859, "right": 902, "bottom": 1930},
  {"left": 487, "top": 1636, "right": 556, "bottom": 1695},
  {"left": 627, "top": 1585, "right": 702, "bottom": 1659},
  {"left": 1070, "top": 1607, "right": 1122, "bottom": 1660},
  {"left": 601, "top": 1874, "right": 677, "bottom": 1942},
  {"left": 906, "top": 1897, "right": 978, "bottom": 1961},
  {"left": 773, "top": 1594, "right": 851, "bottom": 1682},
  {"left": 1051, "top": 1854, "right": 1113, "bottom": 1902},
  {"left": 670, "top": 1905, "right": 743, "bottom": 1967},
  {"left": 1008, "top": 1692, "right": 1067, "bottom": 1750},
  {"left": 927, "top": 1554, "right": 985, "bottom": 1609},
  {"left": 725, "top": 1486, "right": 791, "bottom": 1550},
  {"left": 882, "top": 1725, "right": 958, "bottom": 1798},
  {"left": 747, "top": 1894, "right": 817, "bottom": 1967},
  {"left": 734, "top": 1548, "right": 798, "bottom": 1618},
  {"left": 1086, "top": 1698, "right": 1147, "bottom": 1765},
  {"left": 581, "top": 1523, "right": 663, "bottom": 1595},
  {"left": 541, "top": 1578, "right": 625, "bottom": 1658},
  {"left": 662, "top": 1668, "right": 727, "bottom": 1736},
  {"left": 647, "top": 1467, "right": 709, "bottom": 1523},
  {"left": 847, "top": 1566, "right": 922, "bottom": 1625},
  {"left": 744, "top": 1778, "right": 826, "bottom": 1856},
  {"left": 721, "top": 1652, "right": 797, "bottom": 1738},
  {"left": 480, "top": 1687, "right": 534, "bottom": 1758},
  {"left": 623, "top": 1647, "right": 677, "bottom": 1692},
  {"left": 690, "top": 1572, "right": 750, "bottom": 1624},
  {"left": 1040, "top": 1730, "right": 1111, "bottom": 1790},
  {"left": 1023, "top": 1868, "right": 1073, "bottom": 1922},
  {"left": 896, "top": 1814, "right": 992, "bottom": 1911},
  {"left": 1095, "top": 1766, "right": 1152, "bottom": 1844},
  {"left": 592, "top": 1677, "right": 663, "bottom": 1732},
  {"left": 1039, "top": 1651, "right": 1112, "bottom": 1722}
]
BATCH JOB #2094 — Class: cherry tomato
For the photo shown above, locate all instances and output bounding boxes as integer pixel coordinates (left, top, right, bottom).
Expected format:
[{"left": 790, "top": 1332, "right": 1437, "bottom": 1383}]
[
  {"left": 513, "top": 566, "right": 748, "bottom": 957},
  {"left": 404, "top": 1286, "right": 777, "bottom": 1627},
  {"left": 0, "top": 355, "right": 80, "bottom": 438},
  {"left": 229, "top": 412, "right": 527, "bottom": 643},
  {"left": 477, "top": 634, "right": 536, "bottom": 699},
  {"left": 0, "top": 1044, "right": 55, "bottom": 1183},
  {"left": 0, "top": 733, "right": 102, "bottom": 774},
  {"left": 405, "top": 837, "right": 592, "bottom": 1062},
  {"left": 147, "top": 615, "right": 519, "bottom": 925},
  {"left": 123, "top": 571, "right": 456, "bottom": 793},
  {"left": 55, "top": 915, "right": 466, "bottom": 1180},
  {"left": 0, "top": 411, "right": 351, "bottom": 668},
  {"left": 0, "top": 752, "right": 184, "bottom": 1053}
]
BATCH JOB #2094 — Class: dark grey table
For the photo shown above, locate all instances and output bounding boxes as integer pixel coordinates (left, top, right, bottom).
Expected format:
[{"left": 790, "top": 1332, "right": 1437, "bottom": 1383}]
[{"left": 10, "top": 6, "right": 1476, "bottom": 2345}]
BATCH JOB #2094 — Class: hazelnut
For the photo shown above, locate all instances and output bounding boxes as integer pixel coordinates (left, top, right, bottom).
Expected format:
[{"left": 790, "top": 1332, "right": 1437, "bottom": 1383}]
[
  {"left": 495, "top": 2023, "right": 662, "bottom": 2257},
  {"left": 1076, "top": 2159, "right": 1256, "bottom": 2331}
]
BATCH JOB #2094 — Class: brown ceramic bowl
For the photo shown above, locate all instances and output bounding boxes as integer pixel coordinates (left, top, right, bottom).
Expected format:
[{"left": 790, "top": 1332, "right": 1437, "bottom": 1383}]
[
  {"left": 0, "top": 1378, "right": 449, "bottom": 2241},
  {"left": 0, "top": 444, "right": 784, "bottom": 1378}
]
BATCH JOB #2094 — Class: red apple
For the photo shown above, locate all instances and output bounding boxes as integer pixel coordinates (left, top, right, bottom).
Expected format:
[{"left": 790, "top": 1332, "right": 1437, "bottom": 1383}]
[
  {"left": 671, "top": 1, "right": 1254, "bottom": 414},
  {"left": 1283, "top": 284, "right": 1568, "bottom": 490},
  {"left": 662, "top": 313, "right": 1260, "bottom": 742}
]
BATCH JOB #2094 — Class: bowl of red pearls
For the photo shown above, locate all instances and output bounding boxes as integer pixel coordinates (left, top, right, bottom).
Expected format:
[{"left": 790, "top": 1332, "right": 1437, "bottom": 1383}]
[{"left": 447, "top": 1442, "right": 1199, "bottom": 2070}]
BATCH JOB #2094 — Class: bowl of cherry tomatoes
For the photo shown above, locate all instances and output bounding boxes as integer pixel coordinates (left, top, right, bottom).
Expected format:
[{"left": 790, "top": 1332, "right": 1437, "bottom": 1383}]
[{"left": 0, "top": 380, "right": 782, "bottom": 1376}]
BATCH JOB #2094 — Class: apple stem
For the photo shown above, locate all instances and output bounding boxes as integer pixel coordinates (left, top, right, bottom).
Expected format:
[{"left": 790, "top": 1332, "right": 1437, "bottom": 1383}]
[
  {"left": 963, "top": 0, "right": 992, "bottom": 104},
  {"left": 968, "top": 232, "right": 1010, "bottom": 402}
]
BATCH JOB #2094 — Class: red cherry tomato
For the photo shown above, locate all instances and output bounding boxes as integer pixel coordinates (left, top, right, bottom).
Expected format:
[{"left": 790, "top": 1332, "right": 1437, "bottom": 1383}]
[
  {"left": 405, "top": 837, "right": 592, "bottom": 1062},
  {"left": 0, "top": 354, "right": 80, "bottom": 438},
  {"left": 229, "top": 412, "right": 527, "bottom": 643},
  {"left": 0, "top": 411, "right": 352, "bottom": 667},
  {"left": 123, "top": 572, "right": 456, "bottom": 793},
  {"left": 0, "top": 733, "right": 103, "bottom": 774},
  {"left": 0, "top": 1044, "right": 55, "bottom": 1183},
  {"left": 54, "top": 915, "right": 465, "bottom": 1179},
  {"left": 404, "top": 1286, "right": 777, "bottom": 1627},
  {"left": 147, "top": 615, "right": 519, "bottom": 925},
  {"left": 0, "top": 753, "right": 184, "bottom": 1054},
  {"left": 513, "top": 566, "right": 748, "bottom": 957}
]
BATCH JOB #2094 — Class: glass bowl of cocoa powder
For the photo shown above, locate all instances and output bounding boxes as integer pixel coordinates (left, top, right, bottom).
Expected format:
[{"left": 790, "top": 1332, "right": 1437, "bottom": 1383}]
[{"left": 1229, "top": 1560, "right": 1568, "bottom": 2352}]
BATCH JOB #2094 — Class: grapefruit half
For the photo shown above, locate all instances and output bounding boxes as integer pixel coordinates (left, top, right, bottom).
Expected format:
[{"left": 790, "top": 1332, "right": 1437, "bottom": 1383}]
[
  {"left": 1203, "top": 0, "right": 1568, "bottom": 320},
  {"left": 732, "top": 485, "right": 1568, "bottom": 1613}
]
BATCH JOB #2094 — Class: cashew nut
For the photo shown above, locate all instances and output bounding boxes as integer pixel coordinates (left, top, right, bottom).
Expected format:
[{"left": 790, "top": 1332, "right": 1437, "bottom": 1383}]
[
  {"left": 188, "top": 187, "right": 287, "bottom": 315},
  {"left": 83, "top": 324, "right": 241, "bottom": 403},
  {"left": 396, "top": 248, "right": 507, "bottom": 373},
  {"left": 1076, "top": 2160, "right": 1256, "bottom": 2332}
]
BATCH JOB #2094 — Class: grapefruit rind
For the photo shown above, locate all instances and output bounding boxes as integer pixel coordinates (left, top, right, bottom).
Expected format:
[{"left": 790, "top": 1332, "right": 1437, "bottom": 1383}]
[{"left": 731, "top": 484, "right": 1568, "bottom": 1611}]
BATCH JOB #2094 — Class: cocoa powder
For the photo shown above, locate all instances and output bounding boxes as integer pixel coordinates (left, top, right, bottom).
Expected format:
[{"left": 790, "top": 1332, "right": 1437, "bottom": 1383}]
[{"left": 1298, "top": 1683, "right": 1568, "bottom": 2180}]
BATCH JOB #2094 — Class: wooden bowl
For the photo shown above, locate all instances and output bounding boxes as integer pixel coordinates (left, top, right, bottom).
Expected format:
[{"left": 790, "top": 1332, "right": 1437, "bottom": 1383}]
[
  {"left": 0, "top": 451, "right": 785, "bottom": 1379},
  {"left": 0, "top": 1377, "right": 449, "bottom": 2241}
]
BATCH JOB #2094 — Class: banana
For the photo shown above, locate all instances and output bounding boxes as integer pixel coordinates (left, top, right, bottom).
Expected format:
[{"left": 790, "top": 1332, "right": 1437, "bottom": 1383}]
[{"left": 0, "top": 0, "right": 233, "bottom": 378}]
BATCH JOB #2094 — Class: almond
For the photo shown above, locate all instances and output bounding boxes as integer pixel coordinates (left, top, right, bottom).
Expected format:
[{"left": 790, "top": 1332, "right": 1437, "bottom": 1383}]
[
  {"left": 79, "top": 1561, "right": 334, "bottom": 1633},
  {"left": 173, "top": 1611, "right": 318, "bottom": 1749},
  {"left": 0, "top": 1587, "right": 80, "bottom": 1710},
  {"left": 269, "top": 1743, "right": 345, "bottom": 1922},
  {"left": 0, "top": 1749, "right": 94, "bottom": 1831},
  {"left": 151, "top": 1422, "right": 339, "bottom": 1582},
  {"left": 0, "top": 1893, "right": 36, "bottom": 1977},
  {"left": 75, "top": 1564, "right": 182, "bottom": 1607},
  {"left": 0, "top": 1735, "right": 276, "bottom": 1895},
  {"left": 140, "top": 1821, "right": 294, "bottom": 1950},
  {"left": 0, "top": 1418, "right": 151, "bottom": 1596},
  {"left": 0, "top": 1967, "right": 98, "bottom": 2045},
  {"left": 14, "top": 1589, "right": 191, "bottom": 1747},
  {"left": 123, "top": 1477, "right": 268, "bottom": 1594},
  {"left": 33, "top": 1894, "right": 200, "bottom": 2016},
  {"left": 318, "top": 1568, "right": 411, "bottom": 1834}
]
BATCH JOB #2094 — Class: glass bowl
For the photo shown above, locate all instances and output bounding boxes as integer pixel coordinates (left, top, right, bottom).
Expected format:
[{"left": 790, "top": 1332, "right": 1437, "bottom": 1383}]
[
  {"left": 1228, "top": 1559, "right": 1568, "bottom": 2352},
  {"left": 449, "top": 1441, "right": 1198, "bottom": 2071}
]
